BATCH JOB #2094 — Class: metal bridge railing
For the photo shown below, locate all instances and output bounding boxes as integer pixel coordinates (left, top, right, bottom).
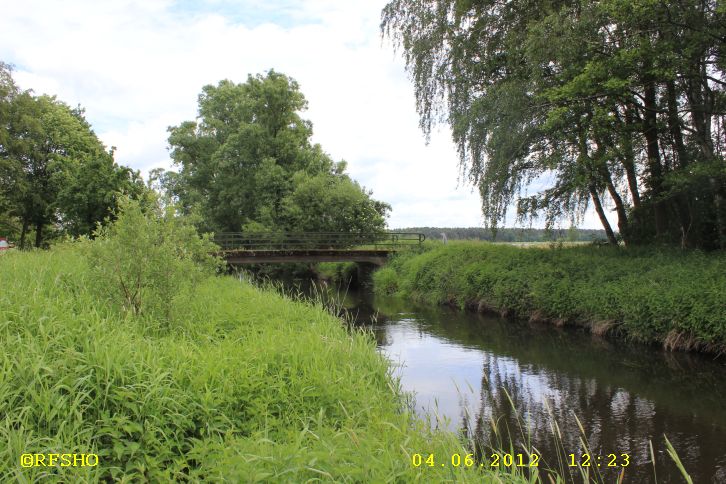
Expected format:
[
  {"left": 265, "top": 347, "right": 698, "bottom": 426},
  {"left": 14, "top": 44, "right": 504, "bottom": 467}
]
[{"left": 213, "top": 232, "right": 425, "bottom": 251}]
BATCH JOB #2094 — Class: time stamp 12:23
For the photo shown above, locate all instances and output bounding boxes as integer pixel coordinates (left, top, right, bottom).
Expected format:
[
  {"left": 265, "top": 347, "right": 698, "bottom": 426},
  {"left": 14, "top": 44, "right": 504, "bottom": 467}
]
[{"left": 411, "top": 453, "right": 631, "bottom": 468}]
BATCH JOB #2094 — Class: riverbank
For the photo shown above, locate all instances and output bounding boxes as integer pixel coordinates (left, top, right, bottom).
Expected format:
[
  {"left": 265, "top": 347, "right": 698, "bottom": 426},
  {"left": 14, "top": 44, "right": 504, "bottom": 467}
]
[
  {"left": 0, "top": 247, "right": 533, "bottom": 482},
  {"left": 372, "top": 242, "right": 726, "bottom": 354}
]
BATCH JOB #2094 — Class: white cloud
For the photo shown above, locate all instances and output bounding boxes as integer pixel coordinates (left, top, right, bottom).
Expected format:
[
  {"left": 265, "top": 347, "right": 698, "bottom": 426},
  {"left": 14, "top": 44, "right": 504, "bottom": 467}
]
[{"left": 0, "top": 0, "right": 613, "bottom": 230}]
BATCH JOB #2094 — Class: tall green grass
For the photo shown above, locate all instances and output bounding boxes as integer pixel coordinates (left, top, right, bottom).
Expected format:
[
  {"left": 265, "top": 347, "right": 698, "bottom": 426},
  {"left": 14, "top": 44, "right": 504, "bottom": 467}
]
[
  {"left": 1, "top": 246, "right": 538, "bottom": 482},
  {"left": 372, "top": 242, "right": 726, "bottom": 353}
]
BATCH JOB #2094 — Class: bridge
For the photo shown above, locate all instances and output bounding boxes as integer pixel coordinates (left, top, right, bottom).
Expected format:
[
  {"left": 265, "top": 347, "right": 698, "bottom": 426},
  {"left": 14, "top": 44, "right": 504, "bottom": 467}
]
[{"left": 214, "top": 232, "right": 425, "bottom": 266}]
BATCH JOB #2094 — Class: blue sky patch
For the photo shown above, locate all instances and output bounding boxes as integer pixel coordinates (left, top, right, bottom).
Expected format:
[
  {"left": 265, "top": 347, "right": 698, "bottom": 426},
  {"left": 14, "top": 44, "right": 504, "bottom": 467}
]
[{"left": 169, "top": 0, "right": 322, "bottom": 29}]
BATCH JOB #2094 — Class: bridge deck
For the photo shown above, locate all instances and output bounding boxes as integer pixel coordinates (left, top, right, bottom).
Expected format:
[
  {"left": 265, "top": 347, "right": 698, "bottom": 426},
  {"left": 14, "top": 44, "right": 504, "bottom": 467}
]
[
  {"left": 214, "top": 232, "right": 424, "bottom": 266},
  {"left": 221, "top": 249, "right": 392, "bottom": 265}
]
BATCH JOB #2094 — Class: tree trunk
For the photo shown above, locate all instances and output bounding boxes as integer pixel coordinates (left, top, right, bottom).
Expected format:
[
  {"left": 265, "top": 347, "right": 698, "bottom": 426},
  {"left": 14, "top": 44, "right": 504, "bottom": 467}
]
[
  {"left": 666, "top": 80, "right": 688, "bottom": 168},
  {"left": 593, "top": 135, "right": 630, "bottom": 244},
  {"left": 589, "top": 185, "right": 617, "bottom": 245},
  {"left": 665, "top": 80, "right": 696, "bottom": 247},
  {"left": 686, "top": 66, "right": 715, "bottom": 160},
  {"left": 621, "top": 109, "right": 640, "bottom": 208},
  {"left": 643, "top": 82, "right": 667, "bottom": 237},
  {"left": 603, "top": 174, "right": 629, "bottom": 244},
  {"left": 19, "top": 218, "right": 29, "bottom": 250},
  {"left": 684, "top": 58, "right": 719, "bottom": 248},
  {"left": 34, "top": 222, "right": 42, "bottom": 248},
  {"left": 577, "top": 117, "right": 618, "bottom": 246}
]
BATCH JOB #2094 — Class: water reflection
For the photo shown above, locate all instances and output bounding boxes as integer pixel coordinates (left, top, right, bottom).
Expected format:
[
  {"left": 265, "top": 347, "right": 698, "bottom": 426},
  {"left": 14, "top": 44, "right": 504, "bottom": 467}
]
[{"left": 291, "top": 281, "right": 726, "bottom": 482}]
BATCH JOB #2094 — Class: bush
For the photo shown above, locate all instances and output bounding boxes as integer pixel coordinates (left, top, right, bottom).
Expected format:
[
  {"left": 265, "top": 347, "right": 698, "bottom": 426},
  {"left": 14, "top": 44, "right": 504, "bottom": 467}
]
[{"left": 87, "top": 196, "right": 223, "bottom": 321}]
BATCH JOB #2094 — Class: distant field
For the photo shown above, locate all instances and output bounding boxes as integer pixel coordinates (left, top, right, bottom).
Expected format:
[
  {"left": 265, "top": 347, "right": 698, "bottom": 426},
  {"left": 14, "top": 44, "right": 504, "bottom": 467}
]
[
  {"left": 399, "top": 226, "right": 608, "bottom": 243},
  {"left": 492, "top": 241, "right": 592, "bottom": 248}
]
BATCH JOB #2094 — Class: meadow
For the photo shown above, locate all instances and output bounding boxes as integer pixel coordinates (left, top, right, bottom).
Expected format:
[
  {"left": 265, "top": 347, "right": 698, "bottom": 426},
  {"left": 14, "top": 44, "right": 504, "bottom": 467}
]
[
  {"left": 0, "top": 246, "right": 544, "bottom": 482},
  {"left": 373, "top": 241, "right": 726, "bottom": 354}
]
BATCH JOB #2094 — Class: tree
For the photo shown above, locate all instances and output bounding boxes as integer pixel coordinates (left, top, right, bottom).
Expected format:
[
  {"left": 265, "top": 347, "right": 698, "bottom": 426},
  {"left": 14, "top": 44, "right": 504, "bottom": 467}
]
[
  {"left": 281, "top": 170, "right": 390, "bottom": 233},
  {"left": 55, "top": 148, "right": 146, "bottom": 236},
  {"left": 382, "top": 0, "right": 726, "bottom": 249},
  {"left": 0, "top": 64, "right": 146, "bottom": 247},
  {"left": 3, "top": 92, "right": 81, "bottom": 247},
  {"left": 167, "top": 70, "right": 390, "bottom": 234},
  {"left": 0, "top": 62, "right": 20, "bottom": 237}
]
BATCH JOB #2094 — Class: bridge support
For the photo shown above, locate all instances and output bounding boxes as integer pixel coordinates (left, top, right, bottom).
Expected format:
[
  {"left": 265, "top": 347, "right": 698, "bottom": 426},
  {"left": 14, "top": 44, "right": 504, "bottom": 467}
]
[{"left": 355, "top": 262, "right": 379, "bottom": 287}]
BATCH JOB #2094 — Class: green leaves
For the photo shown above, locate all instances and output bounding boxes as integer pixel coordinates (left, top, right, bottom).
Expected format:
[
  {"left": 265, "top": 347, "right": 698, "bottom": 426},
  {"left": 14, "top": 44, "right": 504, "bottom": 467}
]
[
  {"left": 281, "top": 172, "right": 390, "bottom": 234},
  {"left": 383, "top": 0, "right": 726, "bottom": 248},
  {"left": 87, "top": 196, "right": 223, "bottom": 321},
  {"left": 167, "top": 70, "right": 389, "bottom": 234},
  {"left": 1, "top": 246, "right": 496, "bottom": 481},
  {"left": 0, "top": 67, "right": 145, "bottom": 246}
]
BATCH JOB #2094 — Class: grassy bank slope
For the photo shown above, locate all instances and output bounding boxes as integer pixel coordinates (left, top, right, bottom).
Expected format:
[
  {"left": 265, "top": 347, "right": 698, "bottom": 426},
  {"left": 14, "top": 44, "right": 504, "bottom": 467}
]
[
  {"left": 0, "top": 248, "right": 516, "bottom": 482},
  {"left": 373, "top": 242, "right": 726, "bottom": 353}
]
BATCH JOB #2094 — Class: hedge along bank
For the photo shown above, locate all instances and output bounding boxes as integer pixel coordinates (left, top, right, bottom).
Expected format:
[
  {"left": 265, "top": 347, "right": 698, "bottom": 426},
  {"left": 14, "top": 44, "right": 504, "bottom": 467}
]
[{"left": 372, "top": 242, "right": 726, "bottom": 354}]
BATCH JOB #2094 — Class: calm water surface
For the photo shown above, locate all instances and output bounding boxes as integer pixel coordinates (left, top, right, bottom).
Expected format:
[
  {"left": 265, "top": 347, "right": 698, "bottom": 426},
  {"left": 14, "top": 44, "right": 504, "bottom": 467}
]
[{"left": 294, "top": 281, "right": 726, "bottom": 483}]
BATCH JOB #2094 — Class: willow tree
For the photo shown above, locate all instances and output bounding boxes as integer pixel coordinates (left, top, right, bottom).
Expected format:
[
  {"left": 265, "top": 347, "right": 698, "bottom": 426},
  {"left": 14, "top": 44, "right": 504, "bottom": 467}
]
[{"left": 382, "top": 0, "right": 726, "bottom": 248}]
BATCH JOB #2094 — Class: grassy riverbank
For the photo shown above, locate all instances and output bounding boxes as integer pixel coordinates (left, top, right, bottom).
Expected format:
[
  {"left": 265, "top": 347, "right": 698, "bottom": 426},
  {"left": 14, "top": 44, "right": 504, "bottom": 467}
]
[
  {"left": 0, "top": 247, "right": 538, "bottom": 482},
  {"left": 373, "top": 242, "right": 726, "bottom": 353}
]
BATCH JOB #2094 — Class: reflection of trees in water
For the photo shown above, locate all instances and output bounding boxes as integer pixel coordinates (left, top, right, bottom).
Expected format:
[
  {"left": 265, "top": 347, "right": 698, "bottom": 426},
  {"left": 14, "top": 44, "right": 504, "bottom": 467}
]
[
  {"left": 311, "top": 284, "right": 726, "bottom": 481},
  {"left": 465, "top": 353, "right": 725, "bottom": 483}
]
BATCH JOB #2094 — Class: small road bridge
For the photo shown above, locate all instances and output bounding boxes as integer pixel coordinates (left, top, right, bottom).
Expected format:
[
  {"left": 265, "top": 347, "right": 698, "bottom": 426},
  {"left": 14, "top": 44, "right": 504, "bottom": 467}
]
[{"left": 214, "top": 232, "right": 425, "bottom": 266}]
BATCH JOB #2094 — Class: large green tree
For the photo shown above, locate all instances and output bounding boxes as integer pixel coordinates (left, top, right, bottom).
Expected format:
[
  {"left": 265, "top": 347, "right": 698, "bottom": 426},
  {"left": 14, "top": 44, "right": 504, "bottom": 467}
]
[
  {"left": 167, "top": 70, "right": 390, "bottom": 234},
  {"left": 55, "top": 145, "right": 146, "bottom": 237},
  {"left": 382, "top": 0, "right": 726, "bottom": 249},
  {"left": 0, "top": 63, "right": 145, "bottom": 247}
]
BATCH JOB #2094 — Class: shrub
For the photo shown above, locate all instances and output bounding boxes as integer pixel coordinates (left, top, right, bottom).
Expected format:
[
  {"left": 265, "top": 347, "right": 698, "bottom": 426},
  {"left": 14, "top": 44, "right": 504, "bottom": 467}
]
[
  {"left": 87, "top": 196, "right": 223, "bottom": 321},
  {"left": 317, "top": 261, "right": 358, "bottom": 284}
]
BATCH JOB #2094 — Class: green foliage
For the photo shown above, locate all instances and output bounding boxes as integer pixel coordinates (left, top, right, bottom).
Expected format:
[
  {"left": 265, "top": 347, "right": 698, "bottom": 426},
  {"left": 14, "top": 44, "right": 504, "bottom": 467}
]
[
  {"left": 374, "top": 242, "right": 726, "bottom": 351},
  {"left": 382, "top": 0, "right": 726, "bottom": 249},
  {"left": 87, "top": 196, "right": 222, "bottom": 321},
  {"left": 282, "top": 172, "right": 389, "bottom": 233},
  {"left": 0, "top": 63, "right": 145, "bottom": 247},
  {"left": 371, "top": 265, "right": 399, "bottom": 295},
  {"left": 0, "top": 247, "right": 532, "bottom": 482},
  {"left": 55, "top": 152, "right": 146, "bottom": 237},
  {"left": 316, "top": 262, "right": 359, "bottom": 284},
  {"left": 166, "top": 71, "right": 390, "bottom": 234}
]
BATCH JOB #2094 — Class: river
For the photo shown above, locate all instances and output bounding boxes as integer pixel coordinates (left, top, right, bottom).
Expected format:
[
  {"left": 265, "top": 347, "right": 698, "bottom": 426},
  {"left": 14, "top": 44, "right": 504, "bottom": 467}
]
[{"left": 287, "top": 280, "right": 726, "bottom": 483}]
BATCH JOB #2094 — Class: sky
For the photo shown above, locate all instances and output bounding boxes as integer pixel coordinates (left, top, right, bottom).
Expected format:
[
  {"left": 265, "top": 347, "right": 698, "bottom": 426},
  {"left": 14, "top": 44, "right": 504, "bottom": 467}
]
[{"left": 0, "top": 0, "right": 611, "bottom": 230}]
